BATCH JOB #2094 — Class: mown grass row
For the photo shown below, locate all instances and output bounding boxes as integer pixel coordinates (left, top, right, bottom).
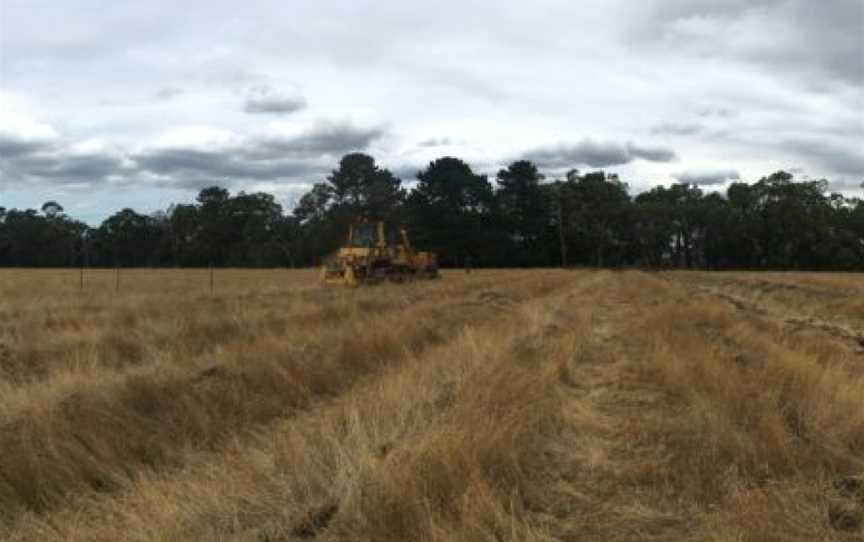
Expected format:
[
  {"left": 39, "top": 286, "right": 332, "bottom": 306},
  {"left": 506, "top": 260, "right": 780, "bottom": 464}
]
[
  {"left": 0, "top": 270, "right": 511, "bottom": 384},
  {"left": 1, "top": 272, "right": 597, "bottom": 541},
  {"left": 0, "top": 271, "right": 574, "bottom": 523}
]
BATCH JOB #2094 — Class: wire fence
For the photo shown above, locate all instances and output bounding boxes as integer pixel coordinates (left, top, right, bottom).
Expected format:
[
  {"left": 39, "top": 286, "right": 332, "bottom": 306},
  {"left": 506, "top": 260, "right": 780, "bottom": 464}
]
[{"left": 0, "top": 267, "right": 322, "bottom": 298}]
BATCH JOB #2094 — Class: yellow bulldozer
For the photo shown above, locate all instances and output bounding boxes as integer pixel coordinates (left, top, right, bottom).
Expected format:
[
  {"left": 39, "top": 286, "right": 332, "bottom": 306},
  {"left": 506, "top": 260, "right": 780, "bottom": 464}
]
[{"left": 320, "top": 221, "right": 439, "bottom": 286}]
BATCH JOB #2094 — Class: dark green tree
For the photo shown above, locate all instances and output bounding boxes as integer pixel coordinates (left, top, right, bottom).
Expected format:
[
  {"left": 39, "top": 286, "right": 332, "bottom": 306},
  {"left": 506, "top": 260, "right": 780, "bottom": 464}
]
[
  {"left": 563, "top": 170, "right": 632, "bottom": 266},
  {"left": 496, "top": 160, "right": 549, "bottom": 265},
  {"left": 91, "top": 208, "right": 160, "bottom": 267},
  {"left": 327, "top": 153, "right": 405, "bottom": 222},
  {"left": 748, "top": 172, "right": 835, "bottom": 269},
  {"left": 634, "top": 183, "right": 706, "bottom": 268},
  {"left": 196, "top": 186, "right": 231, "bottom": 265},
  {"left": 406, "top": 157, "right": 499, "bottom": 266},
  {"left": 223, "top": 192, "right": 286, "bottom": 266},
  {"left": 0, "top": 205, "right": 87, "bottom": 266}
]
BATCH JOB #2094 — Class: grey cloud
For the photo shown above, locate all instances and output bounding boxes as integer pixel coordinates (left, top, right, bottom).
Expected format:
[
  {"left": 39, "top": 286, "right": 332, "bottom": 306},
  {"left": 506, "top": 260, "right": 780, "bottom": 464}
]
[
  {"left": 673, "top": 169, "right": 740, "bottom": 186},
  {"left": 244, "top": 86, "right": 307, "bottom": 115},
  {"left": 644, "top": 0, "right": 779, "bottom": 20},
  {"left": 782, "top": 138, "right": 864, "bottom": 177},
  {"left": 523, "top": 140, "right": 678, "bottom": 168},
  {"left": 638, "top": 0, "right": 864, "bottom": 86},
  {"left": 132, "top": 122, "right": 382, "bottom": 187},
  {"left": 10, "top": 153, "right": 124, "bottom": 181},
  {"left": 391, "top": 164, "right": 423, "bottom": 180},
  {"left": 628, "top": 144, "right": 677, "bottom": 162},
  {"left": 0, "top": 130, "right": 120, "bottom": 187},
  {"left": 697, "top": 107, "right": 737, "bottom": 118},
  {"left": 783, "top": 1, "right": 864, "bottom": 86},
  {"left": 98, "top": 87, "right": 185, "bottom": 107},
  {"left": 524, "top": 142, "right": 626, "bottom": 168},
  {"left": 1, "top": 150, "right": 124, "bottom": 188},
  {"left": 417, "top": 137, "right": 455, "bottom": 148},
  {"left": 0, "top": 125, "right": 60, "bottom": 158},
  {"left": 132, "top": 148, "right": 229, "bottom": 175},
  {"left": 154, "top": 87, "right": 184, "bottom": 100},
  {"left": 132, "top": 148, "right": 322, "bottom": 182},
  {"left": 0, "top": 138, "right": 51, "bottom": 158},
  {"left": 651, "top": 122, "right": 703, "bottom": 136},
  {"left": 133, "top": 121, "right": 385, "bottom": 187},
  {"left": 2, "top": 118, "right": 385, "bottom": 191},
  {"left": 256, "top": 122, "right": 383, "bottom": 156},
  {"left": 826, "top": 178, "right": 864, "bottom": 192}
]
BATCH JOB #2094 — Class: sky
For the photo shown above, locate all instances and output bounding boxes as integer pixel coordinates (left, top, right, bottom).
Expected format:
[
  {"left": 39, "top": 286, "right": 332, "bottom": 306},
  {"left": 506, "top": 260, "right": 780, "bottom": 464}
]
[{"left": 1, "top": 0, "right": 863, "bottom": 224}]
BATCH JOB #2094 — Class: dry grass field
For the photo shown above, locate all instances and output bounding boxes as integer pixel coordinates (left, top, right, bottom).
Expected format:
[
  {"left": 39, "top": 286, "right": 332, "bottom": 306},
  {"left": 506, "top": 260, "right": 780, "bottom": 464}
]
[{"left": 0, "top": 268, "right": 862, "bottom": 541}]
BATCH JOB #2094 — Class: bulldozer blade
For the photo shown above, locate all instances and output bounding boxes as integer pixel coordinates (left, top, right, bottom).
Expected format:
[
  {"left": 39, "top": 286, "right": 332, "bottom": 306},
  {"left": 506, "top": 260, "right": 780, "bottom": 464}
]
[{"left": 319, "top": 264, "right": 358, "bottom": 286}]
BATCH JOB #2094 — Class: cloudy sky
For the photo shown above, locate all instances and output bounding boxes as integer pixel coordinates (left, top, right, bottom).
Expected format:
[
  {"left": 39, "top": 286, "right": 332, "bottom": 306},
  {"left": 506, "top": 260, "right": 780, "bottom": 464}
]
[{"left": 1, "top": 0, "right": 862, "bottom": 223}]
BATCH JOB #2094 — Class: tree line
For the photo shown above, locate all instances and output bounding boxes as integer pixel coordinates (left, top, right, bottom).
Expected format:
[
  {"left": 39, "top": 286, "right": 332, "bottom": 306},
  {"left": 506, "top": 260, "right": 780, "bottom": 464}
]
[{"left": 2, "top": 152, "right": 863, "bottom": 270}]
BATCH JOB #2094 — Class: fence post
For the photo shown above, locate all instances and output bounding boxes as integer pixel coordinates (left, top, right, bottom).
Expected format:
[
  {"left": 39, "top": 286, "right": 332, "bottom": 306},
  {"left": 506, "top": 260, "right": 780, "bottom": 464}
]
[
  {"left": 79, "top": 266, "right": 84, "bottom": 291},
  {"left": 115, "top": 267, "right": 120, "bottom": 292},
  {"left": 209, "top": 263, "right": 214, "bottom": 295}
]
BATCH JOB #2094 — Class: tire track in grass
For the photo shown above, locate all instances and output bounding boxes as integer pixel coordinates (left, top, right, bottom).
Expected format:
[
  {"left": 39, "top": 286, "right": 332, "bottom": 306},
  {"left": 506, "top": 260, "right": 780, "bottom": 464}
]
[
  {"left": 545, "top": 272, "right": 864, "bottom": 541},
  {"left": 538, "top": 271, "right": 699, "bottom": 541},
  {"left": 666, "top": 275, "right": 864, "bottom": 375}
]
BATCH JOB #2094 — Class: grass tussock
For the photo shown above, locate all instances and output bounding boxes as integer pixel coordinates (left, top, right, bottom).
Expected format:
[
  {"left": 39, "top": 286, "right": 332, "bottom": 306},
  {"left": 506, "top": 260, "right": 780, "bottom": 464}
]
[
  {"left": 0, "top": 270, "right": 577, "bottom": 530},
  {"left": 0, "top": 270, "right": 589, "bottom": 541},
  {"left": 637, "top": 275, "right": 864, "bottom": 540},
  {"left": 1, "top": 268, "right": 862, "bottom": 540}
]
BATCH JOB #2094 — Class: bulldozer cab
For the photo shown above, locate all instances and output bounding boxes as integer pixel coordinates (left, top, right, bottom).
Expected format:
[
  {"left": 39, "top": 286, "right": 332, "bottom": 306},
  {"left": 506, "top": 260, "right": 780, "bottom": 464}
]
[
  {"left": 347, "top": 221, "right": 402, "bottom": 249},
  {"left": 348, "top": 222, "right": 378, "bottom": 247}
]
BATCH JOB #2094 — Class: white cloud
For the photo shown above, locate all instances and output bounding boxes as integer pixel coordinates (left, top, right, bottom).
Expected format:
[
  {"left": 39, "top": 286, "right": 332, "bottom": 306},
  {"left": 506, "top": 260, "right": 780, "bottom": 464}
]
[
  {"left": 0, "top": 100, "right": 61, "bottom": 157},
  {"left": 148, "top": 126, "right": 239, "bottom": 151}
]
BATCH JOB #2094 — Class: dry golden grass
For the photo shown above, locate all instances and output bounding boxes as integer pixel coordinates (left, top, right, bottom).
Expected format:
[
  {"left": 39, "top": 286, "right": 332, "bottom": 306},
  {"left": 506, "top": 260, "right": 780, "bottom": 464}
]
[{"left": 0, "top": 268, "right": 861, "bottom": 540}]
